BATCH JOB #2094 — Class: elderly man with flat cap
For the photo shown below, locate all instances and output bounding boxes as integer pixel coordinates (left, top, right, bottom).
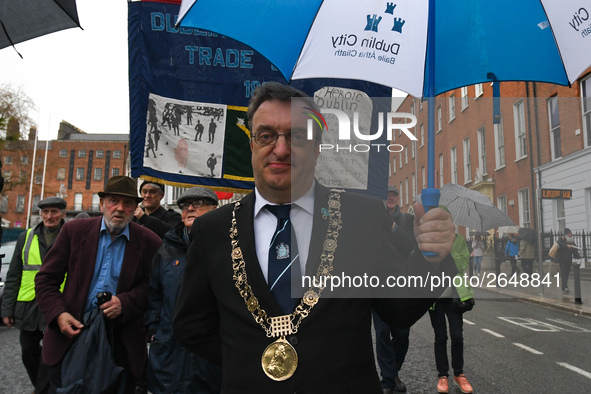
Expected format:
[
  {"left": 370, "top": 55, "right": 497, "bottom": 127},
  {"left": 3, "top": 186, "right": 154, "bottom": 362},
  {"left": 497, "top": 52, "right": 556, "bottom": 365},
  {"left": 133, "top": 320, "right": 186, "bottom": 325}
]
[
  {"left": 35, "top": 176, "right": 162, "bottom": 393},
  {"left": 2, "top": 196, "right": 68, "bottom": 394},
  {"left": 134, "top": 181, "right": 182, "bottom": 238}
]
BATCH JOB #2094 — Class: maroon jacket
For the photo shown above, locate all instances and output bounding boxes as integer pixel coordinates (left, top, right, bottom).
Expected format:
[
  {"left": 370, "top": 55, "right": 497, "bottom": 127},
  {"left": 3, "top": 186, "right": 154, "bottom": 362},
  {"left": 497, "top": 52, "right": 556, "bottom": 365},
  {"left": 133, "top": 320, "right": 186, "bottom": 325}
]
[{"left": 35, "top": 216, "right": 162, "bottom": 378}]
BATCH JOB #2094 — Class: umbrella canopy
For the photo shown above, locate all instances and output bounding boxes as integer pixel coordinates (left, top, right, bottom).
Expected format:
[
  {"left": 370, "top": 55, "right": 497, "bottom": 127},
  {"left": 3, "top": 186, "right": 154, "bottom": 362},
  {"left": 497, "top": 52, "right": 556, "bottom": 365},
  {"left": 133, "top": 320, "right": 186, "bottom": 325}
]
[
  {"left": 177, "top": 0, "right": 591, "bottom": 98},
  {"left": 0, "top": 0, "right": 81, "bottom": 53},
  {"left": 438, "top": 184, "right": 515, "bottom": 233},
  {"left": 518, "top": 227, "right": 536, "bottom": 244}
]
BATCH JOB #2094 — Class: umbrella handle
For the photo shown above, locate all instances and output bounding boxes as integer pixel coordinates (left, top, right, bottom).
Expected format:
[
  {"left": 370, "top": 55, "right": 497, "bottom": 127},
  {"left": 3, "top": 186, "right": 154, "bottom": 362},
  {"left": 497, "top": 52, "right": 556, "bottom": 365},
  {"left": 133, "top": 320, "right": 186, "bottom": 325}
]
[{"left": 421, "top": 187, "right": 441, "bottom": 257}]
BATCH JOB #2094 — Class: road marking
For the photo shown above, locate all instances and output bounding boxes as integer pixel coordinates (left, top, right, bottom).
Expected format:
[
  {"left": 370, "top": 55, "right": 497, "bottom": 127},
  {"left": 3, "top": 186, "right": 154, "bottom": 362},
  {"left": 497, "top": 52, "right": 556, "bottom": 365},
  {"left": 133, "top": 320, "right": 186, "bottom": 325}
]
[
  {"left": 498, "top": 317, "right": 561, "bottom": 332},
  {"left": 546, "top": 318, "right": 591, "bottom": 332},
  {"left": 557, "top": 362, "right": 591, "bottom": 379},
  {"left": 481, "top": 329, "right": 504, "bottom": 338},
  {"left": 463, "top": 319, "right": 475, "bottom": 325},
  {"left": 513, "top": 343, "right": 543, "bottom": 355}
]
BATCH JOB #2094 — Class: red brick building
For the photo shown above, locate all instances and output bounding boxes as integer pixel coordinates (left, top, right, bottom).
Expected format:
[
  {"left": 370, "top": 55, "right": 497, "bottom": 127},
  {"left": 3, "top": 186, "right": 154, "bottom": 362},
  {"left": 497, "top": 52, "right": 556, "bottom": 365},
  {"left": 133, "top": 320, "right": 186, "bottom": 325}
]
[
  {"left": 1, "top": 121, "right": 129, "bottom": 228},
  {"left": 391, "top": 73, "right": 591, "bottom": 237}
]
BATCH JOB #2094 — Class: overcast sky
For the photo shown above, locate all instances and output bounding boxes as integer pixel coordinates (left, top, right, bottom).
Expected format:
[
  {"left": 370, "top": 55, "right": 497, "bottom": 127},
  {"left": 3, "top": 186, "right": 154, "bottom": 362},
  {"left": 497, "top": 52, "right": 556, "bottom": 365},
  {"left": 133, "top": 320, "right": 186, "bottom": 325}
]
[{"left": 0, "top": 0, "right": 129, "bottom": 140}]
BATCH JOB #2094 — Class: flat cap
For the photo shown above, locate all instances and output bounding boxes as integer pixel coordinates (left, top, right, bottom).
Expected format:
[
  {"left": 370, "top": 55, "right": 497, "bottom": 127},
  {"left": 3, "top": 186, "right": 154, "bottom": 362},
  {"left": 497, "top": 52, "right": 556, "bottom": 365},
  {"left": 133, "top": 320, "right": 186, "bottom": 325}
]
[
  {"left": 140, "top": 180, "right": 165, "bottom": 193},
  {"left": 38, "top": 196, "right": 67, "bottom": 210},
  {"left": 387, "top": 185, "right": 399, "bottom": 195},
  {"left": 177, "top": 187, "right": 219, "bottom": 206}
]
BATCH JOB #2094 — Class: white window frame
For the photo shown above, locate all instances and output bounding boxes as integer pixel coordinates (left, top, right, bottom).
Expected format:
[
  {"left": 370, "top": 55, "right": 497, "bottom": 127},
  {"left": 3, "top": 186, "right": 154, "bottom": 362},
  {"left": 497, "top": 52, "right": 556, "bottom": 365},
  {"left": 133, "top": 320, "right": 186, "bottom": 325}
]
[
  {"left": 96, "top": 150, "right": 104, "bottom": 158},
  {"left": 450, "top": 146, "right": 458, "bottom": 184},
  {"left": 474, "top": 83, "right": 483, "bottom": 98},
  {"left": 78, "top": 150, "right": 86, "bottom": 158},
  {"left": 112, "top": 168, "right": 120, "bottom": 177},
  {"left": 74, "top": 193, "right": 83, "bottom": 211},
  {"left": 421, "top": 166, "right": 426, "bottom": 190},
  {"left": 16, "top": 195, "right": 25, "bottom": 213},
  {"left": 57, "top": 168, "right": 66, "bottom": 181},
  {"left": 399, "top": 182, "right": 404, "bottom": 206},
  {"left": 405, "top": 178, "right": 409, "bottom": 207},
  {"left": 556, "top": 199, "right": 566, "bottom": 232},
  {"left": 581, "top": 75, "right": 591, "bottom": 148},
  {"left": 547, "top": 96, "right": 562, "bottom": 160},
  {"left": 92, "top": 194, "right": 100, "bottom": 211},
  {"left": 420, "top": 124, "right": 424, "bottom": 148},
  {"left": 439, "top": 154, "right": 444, "bottom": 188},
  {"left": 59, "top": 149, "right": 68, "bottom": 157},
  {"left": 463, "top": 137, "right": 471, "bottom": 184},
  {"left": 76, "top": 167, "right": 84, "bottom": 181},
  {"left": 494, "top": 117, "right": 505, "bottom": 169},
  {"left": 497, "top": 195, "right": 507, "bottom": 215},
  {"left": 518, "top": 188, "right": 531, "bottom": 228},
  {"left": 93, "top": 168, "right": 103, "bottom": 181},
  {"left": 412, "top": 172, "right": 416, "bottom": 199},
  {"left": 437, "top": 106, "right": 442, "bottom": 132},
  {"left": 113, "top": 150, "right": 122, "bottom": 159},
  {"left": 461, "top": 86, "right": 469, "bottom": 110},
  {"left": 477, "top": 126, "right": 487, "bottom": 176},
  {"left": 513, "top": 99, "right": 527, "bottom": 160},
  {"left": 449, "top": 94, "right": 456, "bottom": 122}
]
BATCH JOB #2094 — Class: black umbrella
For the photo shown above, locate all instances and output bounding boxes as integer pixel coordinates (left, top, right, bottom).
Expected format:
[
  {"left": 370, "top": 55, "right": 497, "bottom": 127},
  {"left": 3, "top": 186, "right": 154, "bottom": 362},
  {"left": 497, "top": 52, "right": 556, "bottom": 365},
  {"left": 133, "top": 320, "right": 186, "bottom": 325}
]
[
  {"left": 0, "top": 0, "right": 81, "bottom": 57},
  {"left": 518, "top": 227, "right": 536, "bottom": 244}
]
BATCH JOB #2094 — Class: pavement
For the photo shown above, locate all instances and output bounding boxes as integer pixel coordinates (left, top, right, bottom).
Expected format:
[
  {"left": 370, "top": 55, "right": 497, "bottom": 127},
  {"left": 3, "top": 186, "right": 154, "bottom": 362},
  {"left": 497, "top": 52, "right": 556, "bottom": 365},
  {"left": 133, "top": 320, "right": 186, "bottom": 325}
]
[{"left": 476, "top": 262, "right": 591, "bottom": 318}]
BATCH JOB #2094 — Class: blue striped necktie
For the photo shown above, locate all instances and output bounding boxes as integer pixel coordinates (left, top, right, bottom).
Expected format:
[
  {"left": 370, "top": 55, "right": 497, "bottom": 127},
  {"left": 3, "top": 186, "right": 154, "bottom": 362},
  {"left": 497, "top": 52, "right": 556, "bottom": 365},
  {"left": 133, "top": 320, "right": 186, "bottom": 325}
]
[{"left": 266, "top": 204, "right": 299, "bottom": 314}]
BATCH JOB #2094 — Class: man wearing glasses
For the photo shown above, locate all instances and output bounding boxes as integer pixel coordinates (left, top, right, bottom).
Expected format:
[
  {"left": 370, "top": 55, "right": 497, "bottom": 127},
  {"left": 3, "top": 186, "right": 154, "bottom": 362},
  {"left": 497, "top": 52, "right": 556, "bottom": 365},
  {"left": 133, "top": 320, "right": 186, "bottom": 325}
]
[
  {"left": 134, "top": 181, "right": 182, "bottom": 239},
  {"left": 35, "top": 176, "right": 162, "bottom": 393},
  {"left": 174, "top": 82, "right": 457, "bottom": 393}
]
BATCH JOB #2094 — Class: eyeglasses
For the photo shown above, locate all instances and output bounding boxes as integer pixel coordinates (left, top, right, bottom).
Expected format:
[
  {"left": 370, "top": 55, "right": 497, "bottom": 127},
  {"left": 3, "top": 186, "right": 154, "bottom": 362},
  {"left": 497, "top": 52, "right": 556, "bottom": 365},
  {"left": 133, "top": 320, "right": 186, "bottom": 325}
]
[
  {"left": 252, "top": 131, "right": 311, "bottom": 147},
  {"left": 178, "top": 199, "right": 209, "bottom": 210}
]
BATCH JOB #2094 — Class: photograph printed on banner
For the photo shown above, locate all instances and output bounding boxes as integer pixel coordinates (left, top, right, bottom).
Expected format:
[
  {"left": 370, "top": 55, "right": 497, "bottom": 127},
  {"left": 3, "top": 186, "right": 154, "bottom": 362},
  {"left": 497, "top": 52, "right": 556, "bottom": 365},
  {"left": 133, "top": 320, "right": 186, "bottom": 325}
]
[{"left": 145, "top": 93, "right": 226, "bottom": 178}]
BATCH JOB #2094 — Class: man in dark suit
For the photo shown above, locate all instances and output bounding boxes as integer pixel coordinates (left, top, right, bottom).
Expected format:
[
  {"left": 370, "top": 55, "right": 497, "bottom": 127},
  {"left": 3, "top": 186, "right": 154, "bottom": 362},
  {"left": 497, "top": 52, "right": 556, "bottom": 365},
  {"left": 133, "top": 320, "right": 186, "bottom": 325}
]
[
  {"left": 173, "top": 82, "right": 457, "bottom": 393},
  {"left": 35, "top": 176, "right": 162, "bottom": 393}
]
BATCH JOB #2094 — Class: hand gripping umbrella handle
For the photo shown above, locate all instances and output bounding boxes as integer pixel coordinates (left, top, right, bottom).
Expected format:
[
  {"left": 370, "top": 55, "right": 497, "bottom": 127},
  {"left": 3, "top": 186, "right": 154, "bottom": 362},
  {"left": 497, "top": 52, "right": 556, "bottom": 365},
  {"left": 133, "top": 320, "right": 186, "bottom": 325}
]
[{"left": 421, "top": 187, "right": 441, "bottom": 257}]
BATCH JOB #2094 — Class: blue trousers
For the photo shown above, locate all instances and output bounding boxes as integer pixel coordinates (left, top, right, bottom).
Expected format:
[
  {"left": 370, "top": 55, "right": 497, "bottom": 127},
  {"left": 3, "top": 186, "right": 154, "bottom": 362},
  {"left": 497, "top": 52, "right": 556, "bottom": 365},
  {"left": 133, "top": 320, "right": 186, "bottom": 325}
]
[
  {"left": 372, "top": 311, "right": 410, "bottom": 389},
  {"left": 428, "top": 298, "right": 464, "bottom": 378}
]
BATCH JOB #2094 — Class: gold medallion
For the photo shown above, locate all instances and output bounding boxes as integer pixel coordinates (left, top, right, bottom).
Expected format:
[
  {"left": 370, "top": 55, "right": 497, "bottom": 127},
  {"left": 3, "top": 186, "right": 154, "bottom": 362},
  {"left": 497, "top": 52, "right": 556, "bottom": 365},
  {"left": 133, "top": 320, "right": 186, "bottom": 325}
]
[{"left": 261, "top": 337, "right": 298, "bottom": 381}]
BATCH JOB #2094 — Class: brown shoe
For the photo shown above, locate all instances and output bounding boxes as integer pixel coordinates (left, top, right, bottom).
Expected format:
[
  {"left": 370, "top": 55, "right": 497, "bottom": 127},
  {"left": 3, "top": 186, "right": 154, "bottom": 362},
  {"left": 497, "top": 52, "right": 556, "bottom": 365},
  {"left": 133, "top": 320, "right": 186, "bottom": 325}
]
[
  {"left": 454, "top": 374, "right": 473, "bottom": 393},
  {"left": 436, "top": 376, "right": 448, "bottom": 393}
]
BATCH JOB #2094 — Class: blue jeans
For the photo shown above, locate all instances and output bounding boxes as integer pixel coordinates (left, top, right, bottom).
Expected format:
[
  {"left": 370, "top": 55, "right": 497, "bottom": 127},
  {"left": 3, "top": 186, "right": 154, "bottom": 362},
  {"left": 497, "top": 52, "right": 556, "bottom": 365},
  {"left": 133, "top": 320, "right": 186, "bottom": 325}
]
[
  {"left": 473, "top": 256, "right": 482, "bottom": 274},
  {"left": 372, "top": 311, "right": 410, "bottom": 389},
  {"left": 428, "top": 298, "right": 464, "bottom": 378}
]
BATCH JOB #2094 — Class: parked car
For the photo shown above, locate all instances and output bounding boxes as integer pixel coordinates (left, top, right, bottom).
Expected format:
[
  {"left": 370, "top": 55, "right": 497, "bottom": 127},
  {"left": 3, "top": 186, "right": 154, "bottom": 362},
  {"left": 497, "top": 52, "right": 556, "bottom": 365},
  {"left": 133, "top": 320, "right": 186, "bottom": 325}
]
[{"left": 0, "top": 241, "right": 18, "bottom": 325}]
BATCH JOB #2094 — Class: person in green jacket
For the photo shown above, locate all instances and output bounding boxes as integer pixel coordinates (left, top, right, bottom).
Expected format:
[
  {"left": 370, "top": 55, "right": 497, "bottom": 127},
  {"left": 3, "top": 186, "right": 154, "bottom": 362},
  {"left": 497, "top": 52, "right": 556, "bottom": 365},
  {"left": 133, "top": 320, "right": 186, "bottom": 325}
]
[
  {"left": 1, "top": 197, "right": 67, "bottom": 394},
  {"left": 429, "top": 233, "right": 474, "bottom": 394}
]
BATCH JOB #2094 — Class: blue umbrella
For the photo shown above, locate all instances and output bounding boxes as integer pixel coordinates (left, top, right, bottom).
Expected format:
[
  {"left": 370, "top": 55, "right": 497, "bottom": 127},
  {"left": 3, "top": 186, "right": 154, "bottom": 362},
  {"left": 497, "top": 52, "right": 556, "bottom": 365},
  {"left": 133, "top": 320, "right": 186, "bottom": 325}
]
[{"left": 177, "top": 0, "right": 591, "bottom": 254}]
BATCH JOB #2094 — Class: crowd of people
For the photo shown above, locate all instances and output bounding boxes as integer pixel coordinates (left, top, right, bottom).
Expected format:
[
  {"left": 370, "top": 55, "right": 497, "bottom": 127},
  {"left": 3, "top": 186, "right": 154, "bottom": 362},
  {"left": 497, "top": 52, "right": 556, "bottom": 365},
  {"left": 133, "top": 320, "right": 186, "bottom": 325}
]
[{"left": 0, "top": 82, "right": 582, "bottom": 394}]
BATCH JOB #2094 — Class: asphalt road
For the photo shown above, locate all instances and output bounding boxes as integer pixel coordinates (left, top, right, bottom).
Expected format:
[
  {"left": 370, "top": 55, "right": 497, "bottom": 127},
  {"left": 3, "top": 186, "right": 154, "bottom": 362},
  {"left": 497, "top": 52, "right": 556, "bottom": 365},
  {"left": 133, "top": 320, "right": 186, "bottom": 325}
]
[{"left": 1, "top": 289, "right": 590, "bottom": 393}]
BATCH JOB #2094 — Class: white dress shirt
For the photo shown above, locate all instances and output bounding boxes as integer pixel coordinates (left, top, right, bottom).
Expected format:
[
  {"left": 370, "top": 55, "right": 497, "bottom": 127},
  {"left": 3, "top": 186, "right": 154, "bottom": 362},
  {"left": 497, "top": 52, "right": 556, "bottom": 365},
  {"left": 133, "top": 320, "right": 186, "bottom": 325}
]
[{"left": 253, "top": 184, "right": 315, "bottom": 283}]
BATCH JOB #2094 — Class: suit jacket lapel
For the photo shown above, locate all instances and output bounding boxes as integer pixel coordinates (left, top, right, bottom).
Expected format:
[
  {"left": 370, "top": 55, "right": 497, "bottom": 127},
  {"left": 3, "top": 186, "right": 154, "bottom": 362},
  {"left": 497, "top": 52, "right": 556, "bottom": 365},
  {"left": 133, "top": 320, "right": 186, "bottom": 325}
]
[
  {"left": 305, "top": 183, "right": 331, "bottom": 277},
  {"left": 235, "top": 193, "right": 284, "bottom": 316}
]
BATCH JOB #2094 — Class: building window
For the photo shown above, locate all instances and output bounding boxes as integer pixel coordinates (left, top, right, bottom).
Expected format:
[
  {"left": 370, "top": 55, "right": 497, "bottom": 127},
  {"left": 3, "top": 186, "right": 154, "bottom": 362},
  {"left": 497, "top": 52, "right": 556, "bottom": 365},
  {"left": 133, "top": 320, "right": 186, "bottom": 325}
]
[
  {"left": 518, "top": 188, "right": 531, "bottom": 228},
  {"left": 399, "top": 153, "right": 402, "bottom": 169},
  {"left": 391, "top": 157, "right": 396, "bottom": 176},
  {"left": 437, "top": 106, "right": 442, "bottom": 132},
  {"left": 548, "top": 96, "right": 561, "bottom": 160},
  {"left": 399, "top": 182, "right": 404, "bottom": 207},
  {"left": 475, "top": 83, "right": 483, "bottom": 97},
  {"left": 556, "top": 199, "right": 566, "bottom": 233},
  {"left": 74, "top": 193, "right": 83, "bottom": 211},
  {"left": 57, "top": 168, "right": 66, "bottom": 181},
  {"left": 411, "top": 141, "right": 415, "bottom": 159},
  {"left": 3, "top": 171, "right": 11, "bottom": 181},
  {"left": 449, "top": 94, "right": 456, "bottom": 121},
  {"left": 450, "top": 146, "right": 458, "bottom": 184},
  {"left": 34, "top": 174, "right": 42, "bottom": 184},
  {"left": 78, "top": 150, "right": 86, "bottom": 158},
  {"left": 59, "top": 149, "right": 68, "bottom": 157},
  {"left": 0, "top": 196, "right": 7, "bottom": 213},
  {"left": 412, "top": 172, "right": 416, "bottom": 199},
  {"left": 410, "top": 100, "right": 415, "bottom": 116},
  {"left": 405, "top": 178, "right": 409, "bottom": 207},
  {"left": 497, "top": 195, "right": 508, "bottom": 215},
  {"left": 419, "top": 100, "right": 423, "bottom": 111},
  {"left": 421, "top": 166, "right": 426, "bottom": 190},
  {"left": 76, "top": 167, "right": 84, "bottom": 181},
  {"left": 112, "top": 168, "right": 120, "bottom": 177},
  {"left": 494, "top": 118, "right": 505, "bottom": 169},
  {"left": 21, "top": 156, "right": 29, "bottom": 165},
  {"left": 19, "top": 171, "right": 26, "bottom": 182},
  {"left": 439, "top": 154, "right": 444, "bottom": 188},
  {"left": 4, "top": 156, "right": 12, "bottom": 165},
  {"left": 477, "top": 126, "right": 487, "bottom": 175},
  {"left": 33, "top": 195, "right": 40, "bottom": 211},
  {"left": 461, "top": 86, "right": 469, "bottom": 110},
  {"left": 404, "top": 146, "right": 408, "bottom": 164},
  {"left": 581, "top": 75, "right": 591, "bottom": 148},
  {"left": 513, "top": 99, "right": 527, "bottom": 159},
  {"left": 16, "top": 195, "right": 25, "bottom": 213},
  {"left": 94, "top": 168, "right": 103, "bottom": 181},
  {"left": 463, "top": 137, "right": 471, "bottom": 184},
  {"left": 420, "top": 124, "right": 424, "bottom": 148},
  {"left": 92, "top": 194, "right": 100, "bottom": 211},
  {"left": 96, "top": 150, "right": 104, "bottom": 158},
  {"left": 113, "top": 150, "right": 122, "bottom": 159}
]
